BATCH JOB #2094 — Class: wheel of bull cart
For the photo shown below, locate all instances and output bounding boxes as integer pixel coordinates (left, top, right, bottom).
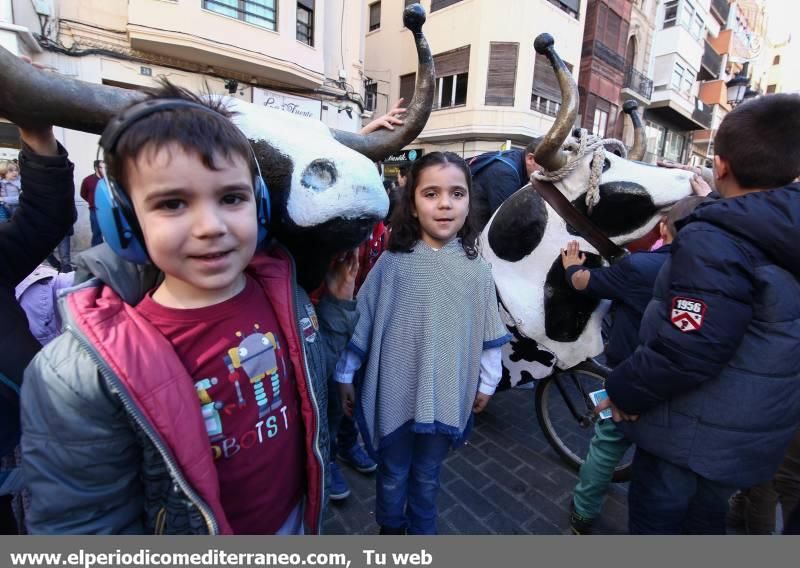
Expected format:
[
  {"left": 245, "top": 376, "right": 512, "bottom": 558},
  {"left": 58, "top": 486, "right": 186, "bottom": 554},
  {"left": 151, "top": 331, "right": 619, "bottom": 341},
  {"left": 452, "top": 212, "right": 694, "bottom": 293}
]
[{"left": 534, "top": 358, "right": 633, "bottom": 482}]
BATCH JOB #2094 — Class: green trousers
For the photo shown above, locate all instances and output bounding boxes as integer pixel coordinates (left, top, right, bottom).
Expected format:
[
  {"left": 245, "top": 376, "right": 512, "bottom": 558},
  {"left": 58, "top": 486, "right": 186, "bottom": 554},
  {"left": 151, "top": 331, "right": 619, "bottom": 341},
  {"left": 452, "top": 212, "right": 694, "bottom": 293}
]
[{"left": 573, "top": 418, "right": 631, "bottom": 520}]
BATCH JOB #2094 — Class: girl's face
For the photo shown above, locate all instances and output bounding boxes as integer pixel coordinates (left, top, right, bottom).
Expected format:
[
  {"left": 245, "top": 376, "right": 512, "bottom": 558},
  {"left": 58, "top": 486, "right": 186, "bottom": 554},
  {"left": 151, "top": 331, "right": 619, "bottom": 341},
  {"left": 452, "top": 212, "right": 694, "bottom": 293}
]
[
  {"left": 5, "top": 166, "right": 18, "bottom": 181},
  {"left": 412, "top": 163, "right": 469, "bottom": 249}
]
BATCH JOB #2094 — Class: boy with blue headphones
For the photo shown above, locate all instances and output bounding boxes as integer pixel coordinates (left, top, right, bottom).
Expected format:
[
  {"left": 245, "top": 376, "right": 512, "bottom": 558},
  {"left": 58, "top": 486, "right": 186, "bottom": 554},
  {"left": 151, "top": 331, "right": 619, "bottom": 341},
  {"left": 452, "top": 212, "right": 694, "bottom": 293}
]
[{"left": 20, "top": 84, "right": 358, "bottom": 534}]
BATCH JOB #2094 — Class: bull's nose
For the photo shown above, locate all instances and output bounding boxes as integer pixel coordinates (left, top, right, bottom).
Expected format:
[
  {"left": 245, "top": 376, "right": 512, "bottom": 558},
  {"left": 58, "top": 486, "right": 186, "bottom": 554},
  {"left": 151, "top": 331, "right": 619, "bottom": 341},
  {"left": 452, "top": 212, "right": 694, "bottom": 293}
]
[{"left": 300, "top": 159, "right": 338, "bottom": 192}]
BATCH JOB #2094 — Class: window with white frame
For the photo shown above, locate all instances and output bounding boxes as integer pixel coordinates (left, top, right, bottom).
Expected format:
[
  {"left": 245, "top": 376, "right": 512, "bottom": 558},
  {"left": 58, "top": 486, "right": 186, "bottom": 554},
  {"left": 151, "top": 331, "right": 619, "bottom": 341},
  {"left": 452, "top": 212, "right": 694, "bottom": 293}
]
[
  {"left": 691, "top": 12, "right": 704, "bottom": 39},
  {"left": 663, "top": 0, "right": 678, "bottom": 28},
  {"left": 297, "top": 0, "right": 314, "bottom": 46},
  {"left": 646, "top": 121, "right": 666, "bottom": 158},
  {"left": 592, "top": 108, "right": 609, "bottom": 137},
  {"left": 432, "top": 46, "right": 470, "bottom": 109},
  {"left": 364, "top": 80, "right": 378, "bottom": 111},
  {"left": 662, "top": 0, "right": 704, "bottom": 39},
  {"left": 435, "top": 73, "right": 468, "bottom": 109},
  {"left": 664, "top": 130, "right": 687, "bottom": 162},
  {"left": 547, "top": 0, "right": 580, "bottom": 19},
  {"left": 369, "top": 2, "right": 381, "bottom": 32},
  {"left": 531, "top": 53, "right": 574, "bottom": 116},
  {"left": 431, "top": 0, "right": 464, "bottom": 12},
  {"left": 204, "top": 0, "right": 277, "bottom": 31},
  {"left": 671, "top": 61, "right": 695, "bottom": 95},
  {"left": 671, "top": 62, "right": 685, "bottom": 89},
  {"left": 682, "top": 68, "right": 693, "bottom": 94},
  {"left": 679, "top": 1, "right": 692, "bottom": 29}
]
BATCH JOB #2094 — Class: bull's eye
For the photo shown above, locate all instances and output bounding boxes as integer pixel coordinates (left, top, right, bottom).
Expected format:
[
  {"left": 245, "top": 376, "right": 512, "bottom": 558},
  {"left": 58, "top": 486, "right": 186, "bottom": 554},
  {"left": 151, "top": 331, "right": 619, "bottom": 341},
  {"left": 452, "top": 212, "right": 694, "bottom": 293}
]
[
  {"left": 603, "top": 158, "right": 611, "bottom": 172},
  {"left": 300, "top": 159, "right": 338, "bottom": 192}
]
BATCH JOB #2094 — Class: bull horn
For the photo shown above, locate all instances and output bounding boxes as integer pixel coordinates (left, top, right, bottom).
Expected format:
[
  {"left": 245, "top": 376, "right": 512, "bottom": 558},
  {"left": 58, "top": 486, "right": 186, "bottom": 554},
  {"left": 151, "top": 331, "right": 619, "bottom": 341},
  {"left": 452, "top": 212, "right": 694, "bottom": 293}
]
[
  {"left": 622, "top": 99, "right": 646, "bottom": 161},
  {"left": 331, "top": 3, "right": 434, "bottom": 162},
  {"left": 0, "top": 45, "right": 144, "bottom": 134},
  {"left": 532, "top": 34, "right": 579, "bottom": 173}
]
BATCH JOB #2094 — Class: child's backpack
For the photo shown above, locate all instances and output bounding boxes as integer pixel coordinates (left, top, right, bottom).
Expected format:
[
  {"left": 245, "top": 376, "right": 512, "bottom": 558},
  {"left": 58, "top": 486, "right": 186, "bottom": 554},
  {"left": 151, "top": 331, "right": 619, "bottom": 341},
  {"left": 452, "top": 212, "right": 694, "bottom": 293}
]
[{"left": 467, "top": 150, "right": 524, "bottom": 188}]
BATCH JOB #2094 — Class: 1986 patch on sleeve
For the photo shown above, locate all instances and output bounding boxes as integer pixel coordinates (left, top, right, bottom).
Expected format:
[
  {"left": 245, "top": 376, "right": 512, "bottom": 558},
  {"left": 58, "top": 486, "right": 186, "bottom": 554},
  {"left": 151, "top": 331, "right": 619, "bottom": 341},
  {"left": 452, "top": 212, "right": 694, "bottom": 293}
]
[{"left": 671, "top": 297, "right": 707, "bottom": 332}]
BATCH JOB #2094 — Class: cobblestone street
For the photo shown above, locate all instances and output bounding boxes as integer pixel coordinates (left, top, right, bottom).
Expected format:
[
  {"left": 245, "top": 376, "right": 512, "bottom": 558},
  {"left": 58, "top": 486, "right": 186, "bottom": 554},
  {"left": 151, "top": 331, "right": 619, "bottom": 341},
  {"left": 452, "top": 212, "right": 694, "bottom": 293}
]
[{"left": 324, "top": 386, "right": 629, "bottom": 535}]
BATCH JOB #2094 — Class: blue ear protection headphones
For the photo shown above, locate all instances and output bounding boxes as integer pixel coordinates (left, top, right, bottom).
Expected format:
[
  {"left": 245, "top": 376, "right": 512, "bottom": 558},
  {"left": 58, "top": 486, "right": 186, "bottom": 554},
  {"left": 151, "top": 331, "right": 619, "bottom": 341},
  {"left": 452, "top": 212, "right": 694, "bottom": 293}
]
[{"left": 95, "top": 98, "right": 271, "bottom": 265}]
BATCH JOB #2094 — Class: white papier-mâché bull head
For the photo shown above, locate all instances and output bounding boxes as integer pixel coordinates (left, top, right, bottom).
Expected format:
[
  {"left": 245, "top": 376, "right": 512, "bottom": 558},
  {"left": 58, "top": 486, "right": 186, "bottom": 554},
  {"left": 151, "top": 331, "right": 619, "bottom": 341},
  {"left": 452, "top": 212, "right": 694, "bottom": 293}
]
[{"left": 480, "top": 34, "right": 694, "bottom": 371}]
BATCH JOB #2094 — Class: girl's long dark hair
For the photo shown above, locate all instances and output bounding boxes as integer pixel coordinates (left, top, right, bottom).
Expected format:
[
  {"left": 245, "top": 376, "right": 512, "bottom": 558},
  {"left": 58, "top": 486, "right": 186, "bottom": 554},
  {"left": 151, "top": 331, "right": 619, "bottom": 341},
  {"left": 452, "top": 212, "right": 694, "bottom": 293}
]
[{"left": 387, "top": 151, "right": 480, "bottom": 259}]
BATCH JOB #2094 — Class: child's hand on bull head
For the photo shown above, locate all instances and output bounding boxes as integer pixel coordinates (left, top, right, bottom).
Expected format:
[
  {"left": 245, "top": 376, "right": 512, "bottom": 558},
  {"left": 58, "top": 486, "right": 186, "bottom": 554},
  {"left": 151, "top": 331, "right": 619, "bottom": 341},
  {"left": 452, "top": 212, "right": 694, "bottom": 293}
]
[{"left": 561, "top": 240, "right": 586, "bottom": 269}]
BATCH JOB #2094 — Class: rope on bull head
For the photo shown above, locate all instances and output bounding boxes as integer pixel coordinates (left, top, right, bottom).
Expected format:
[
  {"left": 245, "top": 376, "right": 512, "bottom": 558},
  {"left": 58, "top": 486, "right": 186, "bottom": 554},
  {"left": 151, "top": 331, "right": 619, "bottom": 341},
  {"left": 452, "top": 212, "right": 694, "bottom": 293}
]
[{"left": 531, "top": 129, "right": 627, "bottom": 214}]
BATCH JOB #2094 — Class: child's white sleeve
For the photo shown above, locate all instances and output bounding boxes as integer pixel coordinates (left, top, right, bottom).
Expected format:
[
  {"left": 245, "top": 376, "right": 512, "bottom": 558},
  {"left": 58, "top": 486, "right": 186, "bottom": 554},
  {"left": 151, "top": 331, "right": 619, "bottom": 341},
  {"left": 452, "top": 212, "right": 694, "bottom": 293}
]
[
  {"left": 478, "top": 347, "right": 503, "bottom": 395},
  {"left": 334, "top": 348, "right": 363, "bottom": 384}
]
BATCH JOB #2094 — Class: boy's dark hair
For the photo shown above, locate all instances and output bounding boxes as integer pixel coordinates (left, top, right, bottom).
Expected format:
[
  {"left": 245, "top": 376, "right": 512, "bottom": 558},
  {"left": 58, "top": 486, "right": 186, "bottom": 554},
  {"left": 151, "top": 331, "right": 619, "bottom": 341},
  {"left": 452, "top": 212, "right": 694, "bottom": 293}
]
[
  {"left": 398, "top": 165, "right": 409, "bottom": 178},
  {"left": 106, "top": 80, "right": 256, "bottom": 191},
  {"left": 388, "top": 151, "right": 480, "bottom": 259},
  {"left": 93, "top": 159, "right": 103, "bottom": 170},
  {"left": 663, "top": 195, "right": 708, "bottom": 237},
  {"left": 524, "top": 136, "right": 542, "bottom": 157},
  {"left": 714, "top": 93, "right": 800, "bottom": 189}
]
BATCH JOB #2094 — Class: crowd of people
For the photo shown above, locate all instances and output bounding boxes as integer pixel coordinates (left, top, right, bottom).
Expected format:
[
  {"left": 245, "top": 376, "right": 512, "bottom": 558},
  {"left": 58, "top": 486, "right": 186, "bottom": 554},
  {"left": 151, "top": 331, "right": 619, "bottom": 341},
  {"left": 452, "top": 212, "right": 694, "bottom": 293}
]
[{"left": 0, "top": 74, "right": 799, "bottom": 536}]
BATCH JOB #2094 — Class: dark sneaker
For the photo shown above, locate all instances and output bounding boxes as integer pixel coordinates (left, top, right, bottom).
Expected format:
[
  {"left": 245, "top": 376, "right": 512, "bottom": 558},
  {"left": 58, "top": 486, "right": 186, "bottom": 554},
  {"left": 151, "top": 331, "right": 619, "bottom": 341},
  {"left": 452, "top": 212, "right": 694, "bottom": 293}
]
[
  {"left": 568, "top": 502, "right": 594, "bottom": 535},
  {"left": 726, "top": 491, "right": 747, "bottom": 532},
  {"left": 328, "top": 462, "right": 351, "bottom": 501},
  {"left": 339, "top": 444, "right": 378, "bottom": 474}
]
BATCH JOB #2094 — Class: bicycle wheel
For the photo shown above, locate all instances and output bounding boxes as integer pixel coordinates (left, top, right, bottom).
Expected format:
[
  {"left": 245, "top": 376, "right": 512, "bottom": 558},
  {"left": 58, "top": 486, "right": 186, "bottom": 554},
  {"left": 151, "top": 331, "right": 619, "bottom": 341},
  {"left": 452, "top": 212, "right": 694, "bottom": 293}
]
[{"left": 535, "top": 366, "right": 633, "bottom": 482}]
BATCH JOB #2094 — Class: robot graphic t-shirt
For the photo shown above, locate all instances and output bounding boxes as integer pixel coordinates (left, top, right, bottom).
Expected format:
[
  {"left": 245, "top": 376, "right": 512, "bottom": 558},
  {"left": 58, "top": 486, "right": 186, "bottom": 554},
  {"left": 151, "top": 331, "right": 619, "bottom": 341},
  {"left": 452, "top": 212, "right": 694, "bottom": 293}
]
[{"left": 136, "top": 275, "right": 305, "bottom": 534}]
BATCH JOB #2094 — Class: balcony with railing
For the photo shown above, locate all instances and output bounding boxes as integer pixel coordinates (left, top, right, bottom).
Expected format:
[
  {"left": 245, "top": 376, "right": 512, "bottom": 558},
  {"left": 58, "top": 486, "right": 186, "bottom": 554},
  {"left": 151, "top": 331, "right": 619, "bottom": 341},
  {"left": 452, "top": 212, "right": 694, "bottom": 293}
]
[
  {"left": 692, "top": 101, "right": 714, "bottom": 129},
  {"left": 623, "top": 66, "right": 653, "bottom": 101},
  {"left": 711, "top": 0, "right": 731, "bottom": 25},
  {"left": 582, "top": 40, "right": 625, "bottom": 73},
  {"left": 699, "top": 41, "right": 723, "bottom": 81}
]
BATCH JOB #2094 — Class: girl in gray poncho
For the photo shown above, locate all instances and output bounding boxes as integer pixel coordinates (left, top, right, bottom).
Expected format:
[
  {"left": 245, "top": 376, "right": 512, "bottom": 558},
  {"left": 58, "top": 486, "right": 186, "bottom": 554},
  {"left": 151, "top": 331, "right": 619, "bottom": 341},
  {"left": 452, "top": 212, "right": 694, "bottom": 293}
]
[{"left": 336, "top": 152, "right": 510, "bottom": 535}]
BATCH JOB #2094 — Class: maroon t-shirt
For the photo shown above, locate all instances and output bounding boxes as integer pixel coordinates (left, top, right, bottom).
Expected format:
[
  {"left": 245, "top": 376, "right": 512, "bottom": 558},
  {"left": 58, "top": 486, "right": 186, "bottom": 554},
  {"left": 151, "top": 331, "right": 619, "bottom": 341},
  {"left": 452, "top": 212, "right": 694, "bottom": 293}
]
[
  {"left": 136, "top": 276, "right": 306, "bottom": 534},
  {"left": 79, "top": 174, "right": 100, "bottom": 210}
]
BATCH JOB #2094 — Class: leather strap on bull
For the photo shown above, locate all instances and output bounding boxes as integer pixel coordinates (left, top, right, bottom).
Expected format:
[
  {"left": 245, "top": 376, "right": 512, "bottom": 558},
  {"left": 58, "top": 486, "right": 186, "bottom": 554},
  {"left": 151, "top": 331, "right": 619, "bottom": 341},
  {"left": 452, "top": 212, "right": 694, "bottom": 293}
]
[{"left": 530, "top": 178, "right": 628, "bottom": 264}]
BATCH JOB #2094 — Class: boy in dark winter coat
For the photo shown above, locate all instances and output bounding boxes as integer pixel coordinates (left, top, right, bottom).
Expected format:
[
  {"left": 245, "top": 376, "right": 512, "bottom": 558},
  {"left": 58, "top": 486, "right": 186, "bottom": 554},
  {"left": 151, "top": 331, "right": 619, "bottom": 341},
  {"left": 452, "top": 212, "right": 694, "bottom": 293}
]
[
  {"left": 561, "top": 196, "right": 707, "bottom": 534},
  {"left": 0, "top": 123, "right": 74, "bottom": 534},
  {"left": 598, "top": 93, "right": 800, "bottom": 534}
]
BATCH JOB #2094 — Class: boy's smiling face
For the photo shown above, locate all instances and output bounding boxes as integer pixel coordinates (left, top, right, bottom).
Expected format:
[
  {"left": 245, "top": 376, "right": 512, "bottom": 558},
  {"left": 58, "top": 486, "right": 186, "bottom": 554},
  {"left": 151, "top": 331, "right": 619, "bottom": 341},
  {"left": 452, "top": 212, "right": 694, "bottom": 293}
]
[{"left": 126, "top": 143, "right": 259, "bottom": 308}]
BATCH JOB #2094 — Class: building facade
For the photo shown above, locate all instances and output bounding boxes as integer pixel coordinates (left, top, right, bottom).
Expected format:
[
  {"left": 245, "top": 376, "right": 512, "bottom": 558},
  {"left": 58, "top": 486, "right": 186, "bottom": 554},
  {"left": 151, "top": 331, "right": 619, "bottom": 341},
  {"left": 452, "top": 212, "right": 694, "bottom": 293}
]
[
  {"left": 576, "top": 1, "right": 634, "bottom": 142},
  {"left": 642, "top": 0, "right": 720, "bottom": 165},
  {"left": 364, "top": 0, "right": 587, "bottom": 178},
  {"left": 0, "top": 0, "right": 42, "bottom": 159},
  {"left": 693, "top": 0, "right": 770, "bottom": 165},
  {"left": 619, "top": 0, "right": 657, "bottom": 150},
  {"left": 2, "top": 0, "right": 370, "bottom": 248}
]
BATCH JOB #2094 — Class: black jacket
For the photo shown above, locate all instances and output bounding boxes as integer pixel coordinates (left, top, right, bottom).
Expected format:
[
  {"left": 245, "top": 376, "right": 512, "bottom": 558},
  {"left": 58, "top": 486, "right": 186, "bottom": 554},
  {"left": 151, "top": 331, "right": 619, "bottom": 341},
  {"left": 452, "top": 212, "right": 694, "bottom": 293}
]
[
  {"left": 0, "top": 142, "right": 74, "bottom": 456},
  {"left": 471, "top": 149, "right": 528, "bottom": 227},
  {"left": 571, "top": 245, "right": 670, "bottom": 366},
  {"left": 607, "top": 185, "right": 800, "bottom": 487}
]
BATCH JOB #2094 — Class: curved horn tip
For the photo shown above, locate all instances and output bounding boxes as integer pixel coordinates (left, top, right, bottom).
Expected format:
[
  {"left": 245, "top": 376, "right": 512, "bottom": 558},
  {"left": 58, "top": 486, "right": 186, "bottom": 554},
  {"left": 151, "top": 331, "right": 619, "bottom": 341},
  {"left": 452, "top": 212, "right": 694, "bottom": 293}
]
[
  {"left": 534, "top": 33, "right": 555, "bottom": 54},
  {"left": 403, "top": 3, "right": 426, "bottom": 32},
  {"left": 623, "top": 99, "right": 639, "bottom": 113}
]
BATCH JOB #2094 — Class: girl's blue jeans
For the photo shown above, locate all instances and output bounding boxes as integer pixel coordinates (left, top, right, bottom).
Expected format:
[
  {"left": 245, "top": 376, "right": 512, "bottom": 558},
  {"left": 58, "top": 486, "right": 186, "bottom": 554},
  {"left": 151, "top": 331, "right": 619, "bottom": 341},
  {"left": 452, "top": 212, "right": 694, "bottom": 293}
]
[{"left": 376, "top": 430, "right": 451, "bottom": 535}]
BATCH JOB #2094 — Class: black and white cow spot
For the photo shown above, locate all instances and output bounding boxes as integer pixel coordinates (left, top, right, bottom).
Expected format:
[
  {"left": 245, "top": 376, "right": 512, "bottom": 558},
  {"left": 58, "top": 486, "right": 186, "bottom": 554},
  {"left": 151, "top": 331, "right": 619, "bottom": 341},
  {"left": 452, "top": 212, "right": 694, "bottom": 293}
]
[
  {"left": 251, "top": 139, "right": 294, "bottom": 223},
  {"left": 497, "top": 324, "right": 557, "bottom": 391},
  {"left": 569, "top": 182, "right": 658, "bottom": 238},
  {"left": 544, "top": 252, "right": 604, "bottom": 342},
  {"left": 487, "top": 187, "right": 548, "bottom": 262}
]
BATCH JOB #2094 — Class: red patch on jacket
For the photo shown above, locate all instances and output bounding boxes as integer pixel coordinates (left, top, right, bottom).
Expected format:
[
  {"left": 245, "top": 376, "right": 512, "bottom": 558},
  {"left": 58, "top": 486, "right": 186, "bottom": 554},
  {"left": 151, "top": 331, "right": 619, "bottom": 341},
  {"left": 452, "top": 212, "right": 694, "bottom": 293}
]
[{"left": 671, "top": 297, "right": 707, "bottom": 332}]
